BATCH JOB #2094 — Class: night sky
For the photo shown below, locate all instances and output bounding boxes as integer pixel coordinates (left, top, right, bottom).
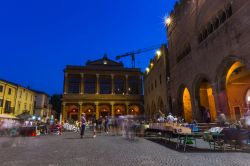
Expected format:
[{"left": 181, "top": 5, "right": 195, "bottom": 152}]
[{"left": 0, "top": 0, "right": 176, "bottom": 95}]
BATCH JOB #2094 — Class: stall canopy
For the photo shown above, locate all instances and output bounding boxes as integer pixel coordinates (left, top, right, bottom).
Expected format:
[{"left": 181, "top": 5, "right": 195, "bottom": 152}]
[{"left": 0, "top": 114, "right": 19, "bottom": 119}]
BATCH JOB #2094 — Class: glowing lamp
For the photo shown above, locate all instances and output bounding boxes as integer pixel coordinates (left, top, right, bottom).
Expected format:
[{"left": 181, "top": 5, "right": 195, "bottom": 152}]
[
  {"left": 156, "top": 50, "right": 161, "bottom": 57},
  {"left": 146, "top": 67, "right": 149, "bottom": 73},
  {"left": 248, "top": 96, "right": 250, "bottom": 102},
  {"left": 165, "top": 17, "right": 171, "bottom": 26},
  {"left": 117, "top": 109, "right": 120, "bottom": 113}
]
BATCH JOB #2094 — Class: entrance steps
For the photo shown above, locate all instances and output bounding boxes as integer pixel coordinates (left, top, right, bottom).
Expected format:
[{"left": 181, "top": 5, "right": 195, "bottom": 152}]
[{"left": 197, "top": 123, "right": 218, "bottom": 132}]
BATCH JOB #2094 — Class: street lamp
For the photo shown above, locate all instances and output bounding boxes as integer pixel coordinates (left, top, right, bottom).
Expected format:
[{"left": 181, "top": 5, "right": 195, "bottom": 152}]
[{"left": 165, "top": 16, "right": 171, "bottom": 26}]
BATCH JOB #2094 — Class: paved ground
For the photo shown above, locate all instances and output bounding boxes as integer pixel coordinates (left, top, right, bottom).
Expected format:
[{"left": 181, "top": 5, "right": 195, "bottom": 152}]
[{"left": 0, "top": 130, "right": 250, "bottom": 166}]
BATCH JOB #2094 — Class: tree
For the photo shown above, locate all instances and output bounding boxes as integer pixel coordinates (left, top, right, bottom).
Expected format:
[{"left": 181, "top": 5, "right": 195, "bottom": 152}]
[{"left": 50, "top": 94, "right": 62, "bottom": 119}]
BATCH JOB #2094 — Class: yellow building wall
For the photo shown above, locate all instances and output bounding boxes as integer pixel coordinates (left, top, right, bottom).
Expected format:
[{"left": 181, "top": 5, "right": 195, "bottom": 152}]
[
  {"left": 15, "top": 87, "right": 35, "bottom": 116},
  {"left": 0, "top": 81, "right": 17, "bottom": 115}
]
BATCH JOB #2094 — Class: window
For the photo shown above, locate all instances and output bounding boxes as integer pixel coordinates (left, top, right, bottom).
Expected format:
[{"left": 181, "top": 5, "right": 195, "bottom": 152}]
[
  {"left": 19, "top": 90, "right": 22, "bottom": 98},
  {"left": 155, "top": 80, "right": 157, "bottom": 88},
  {"left": 0, "top": 85, "right": 3, "bottom": 92},
  {"left": 99, "top": 76, "right": 111, "bottom": 94},
  {"left": 8, "top": 88, "right": 11, "bottom": 95},
  {"left": 84, "top": 75, "right": 96, "bottom": 94},
  {"left": 114, "top": 77, "right": 125, "bottom": 94},
  {"left": 68, "top": 75, "right": 81, "bottom": 94},
  {"left": 4, "top": 101, "right": 11, "bottom": 113},
  {"left": 0, "top": 99, "right": 3, "bottom": 107},
  {"left": 159, "top": 75, "right": 162, "bottom": 84},
  {"left": 128, "top": 76, "right": 139, "bottom": 94},
  {"left": 26, "top": 93, "right": 28, "bottom": 100}
]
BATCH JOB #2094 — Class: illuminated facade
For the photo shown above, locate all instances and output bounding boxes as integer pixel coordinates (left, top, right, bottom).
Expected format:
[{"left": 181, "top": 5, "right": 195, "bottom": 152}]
[
  {"left": 144, "top": 45, "right": 170, "bottom": 120},
  {"left": 0, "top": 79, "right": 35, "bottom": 116},
  {"left": 33, "top": 91, "right": 51, "bottom": 121},
  {"left": 62, "top": 55, "right": 143, "bottom": 122},
  {"left": 166, "top": 0, "right": 250, "bottom": 122}
]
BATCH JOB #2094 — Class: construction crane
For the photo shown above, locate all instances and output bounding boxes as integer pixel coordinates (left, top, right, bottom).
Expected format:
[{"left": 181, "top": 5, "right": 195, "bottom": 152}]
[{"left": 115, "top": 44, "right": 164, "bottom": 68}]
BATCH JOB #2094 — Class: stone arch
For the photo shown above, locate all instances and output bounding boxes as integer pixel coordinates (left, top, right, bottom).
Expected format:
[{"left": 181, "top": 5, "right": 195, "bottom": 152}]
[
  {"left": 128, "top": 104, "right": 140, "bottom": 115},
  {"left": 192, "top": 74, "right": 217, "bottom": 122},
  {"left": 177, "top": 84, "right": 193, "bottom": 122},
  {"left": 99, "top": 103, "right": 111, "bottom": 117},
  {"left": 215, "top": 55, "right": 246, "bottom": 92},
  {"left": 83, "top": 103, "right": 95, "bottom": 122},
  {"left": 215, "top": 56, "right": 250, "bottom": 121},
  {"left": 114, "top": 104, "right": 126, "bottom": 116}
]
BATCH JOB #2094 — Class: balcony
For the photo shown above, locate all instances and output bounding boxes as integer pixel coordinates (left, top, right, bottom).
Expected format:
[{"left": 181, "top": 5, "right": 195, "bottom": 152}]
[{"left": 63, "top": 93, "right": 143, "bottom": 102}]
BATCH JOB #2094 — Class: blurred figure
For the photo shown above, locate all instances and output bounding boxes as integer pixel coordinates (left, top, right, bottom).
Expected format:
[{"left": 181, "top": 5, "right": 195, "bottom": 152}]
[
  {"left": 166, "top": 113, "right": 174, "bottom": 123},
  {"left": 217, "top": 111, "right": 227, "bottom": 126},
  {"left": 104, "top": 116, "right": 109, "bottom": 134},
  {"left": 92, "top": 115, "right": 97, "bottom": 138},
  {"left": 80, "top": 113, "right": 86, "bottom": 138},
  {"left": 75, "top": 120, "right": 80, "bottom": 132}
]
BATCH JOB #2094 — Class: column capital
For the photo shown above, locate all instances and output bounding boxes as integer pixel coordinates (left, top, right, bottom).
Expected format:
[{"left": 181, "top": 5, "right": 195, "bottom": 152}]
[
  {"left": 96, "top": 74, "right": 100, "bottom": 77},
  {"left": 125, "top": 74, "right": 128, "bottom": 79},
  {"left": 62, "top": 102, "right": 66, "bottom": 106},
  {"left": 64, "top": 73, "right": 68, "bottom": 77},
  {"left": 80, "top": 73, "right": 84, "bottom": 77},
  {"left": 78, "top": 102, "right": 83, "bottom": 106},
  {"left": 111, "top": 74, "right": 114, "bottom": 78},
  {"left": 110, "top": 102, "right": 115, "bottom": 106},
  {"left": 94, "top": 102, "right": 99, "bottom": 106}
]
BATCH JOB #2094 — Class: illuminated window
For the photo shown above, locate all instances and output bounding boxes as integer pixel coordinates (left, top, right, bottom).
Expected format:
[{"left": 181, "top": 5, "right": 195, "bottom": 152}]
[{"left": 0, "top": 85, "right": 3, "bottom": 92}]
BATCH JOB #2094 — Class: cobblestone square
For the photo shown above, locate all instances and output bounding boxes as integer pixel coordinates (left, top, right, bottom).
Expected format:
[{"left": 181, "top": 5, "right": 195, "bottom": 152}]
[{"left": 1, "top": 131, "right": 250, "bottom": 166}]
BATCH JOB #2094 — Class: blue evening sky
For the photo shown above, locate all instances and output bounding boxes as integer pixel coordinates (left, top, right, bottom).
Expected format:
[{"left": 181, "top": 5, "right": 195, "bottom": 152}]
[{"left": 0, "top": 0, "right": 176, "bottom": 95}]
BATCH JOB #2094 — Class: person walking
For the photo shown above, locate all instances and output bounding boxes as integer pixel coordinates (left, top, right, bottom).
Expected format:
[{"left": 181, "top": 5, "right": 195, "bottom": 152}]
[
  {"left": 80, "top": 113, "right": 86, "bottom": 139},
  {"left": 92, "top": 115, "right": 97, "bottom": 138}
]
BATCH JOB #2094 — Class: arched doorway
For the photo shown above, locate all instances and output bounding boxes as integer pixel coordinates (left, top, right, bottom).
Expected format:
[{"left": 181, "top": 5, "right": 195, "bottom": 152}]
[
  {"left": 67, "top": 104, "right": 79, "bottom": 122},
  {"left": 83, "top": 104, "right": 95, "bottom": 122},
  {"left": 99, "top": 104, "right": 111, "bottom": 118},
  {"left": 178, "top": 87, "right": 192, "bottom": 123},
  {"left": 128, "top": 104, "right": 140, "bottom": 115},
  {"left": 224, "top": 61, "right": 250, "bottom": 120},
  {"left": 114, "top": 104, "right": 126, "bottom": 117},
  {"left": 197, "top": 79, "right": 217, "bottom": 122}
]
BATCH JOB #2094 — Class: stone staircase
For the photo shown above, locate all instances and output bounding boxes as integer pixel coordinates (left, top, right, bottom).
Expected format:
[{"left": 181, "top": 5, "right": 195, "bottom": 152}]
[{"left": 197, "top": 123, "right": 218, "bottom": 132}]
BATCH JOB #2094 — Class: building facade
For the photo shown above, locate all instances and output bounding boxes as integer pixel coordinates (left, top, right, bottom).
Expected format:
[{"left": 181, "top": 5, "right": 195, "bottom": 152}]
[
  {"left": 144, "top": 45, "right": 170, "bottom": 120},
  {"left": 0, "top": 80, "right": 17, "bottom": 115},
  {"left": 34, "top": 91, "right": 51, "bottom": 121},
  {"left": 62, "top": 55, "right": 143, "bottom": 122},
  {"left": 0, "top": 79, "right": 35, "bottom": 116},
  {"left": 15, "top": 86, "right": 35, "bottom": 116},
  {"left": 166, "top": 0, "right": 250, "bottom": 122}
]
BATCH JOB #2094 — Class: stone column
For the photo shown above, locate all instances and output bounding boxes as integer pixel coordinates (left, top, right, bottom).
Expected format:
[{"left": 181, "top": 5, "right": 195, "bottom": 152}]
[
  {"left": 80, "top": 73, "right": 84, "bottom": 95},
  {"left": 79, "top": 102, "right": 83, "bottom": 121},
  {"left": 125, "top": 75, "right": 129, "bottom": 95},
  {"left": 64, "top": 73, "right": 68, "bottom": 94},
  {"left": 62, "top": 102, "right": 67, "bottom": 122},
  {"left": 95, "top": 102, "right": 99, "bottom": 119},
  {"left": 111, "top": 102, "right": 114, "bottom": 117},
  {"left": 126, "top": 102, "right": 129, "bottom": 115},
  {"left": 96, "top": 74, "right": 100, "bottom": 94},
  {"left": 111, "top": 74, "right": 114, "bottom": 94}
]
